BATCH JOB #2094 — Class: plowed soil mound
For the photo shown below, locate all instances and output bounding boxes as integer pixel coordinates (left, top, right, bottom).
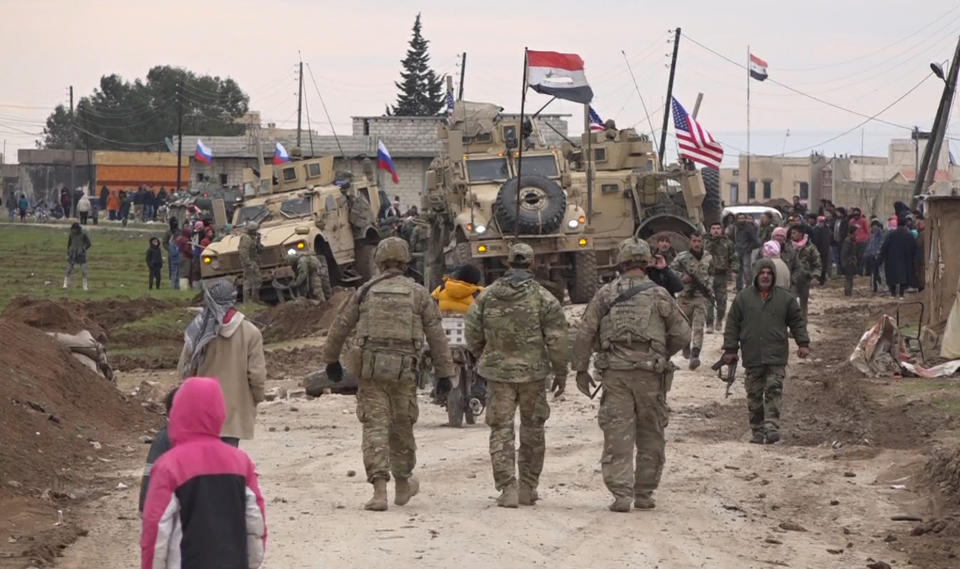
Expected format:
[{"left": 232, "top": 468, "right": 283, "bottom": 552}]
[
  {"left": 0, "top": 296, "right": 177, "bottom": 343},
  {"left": 254, "top": 289, "right": 350, "bottom": 344},
  {"left": 76, "top": 297, "right": 176, "bottom": 330}
]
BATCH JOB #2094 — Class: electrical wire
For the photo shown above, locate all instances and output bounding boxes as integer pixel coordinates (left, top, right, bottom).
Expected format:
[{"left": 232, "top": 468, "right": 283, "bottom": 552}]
[{"left": 305, "top": 62, "right": 344, "bottom": 159}]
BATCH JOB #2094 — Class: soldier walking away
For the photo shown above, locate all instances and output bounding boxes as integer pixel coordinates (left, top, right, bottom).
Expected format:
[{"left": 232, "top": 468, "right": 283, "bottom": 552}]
[
  {"left": 464, "top": 243, "right": 569, "bottom": 508},
  {"left": 670, "top": 232, "right": 712, "bottom": 370},
  {"left": 840, "top": 225, "right": 859, "bottom": 296},
  {"left": 64, "top": 222, "right": 91, "bottom": 291},
  {"left": 704, "top": 221, "right": 739, "bottom": 334},
  {"left": 722, "top": 259, "right": 810, "bottom": 444},
  {"left": 177, "top": 279, "right": 267, "bottom": 447},
  {"left": 322, "top": 237, "right": 454, "bottom": 511},
  {"left": 287, "top": 249, "right": 330, "bottom": 301},
  {"left": 238, "top": 222, "right": 263, "bottom": 303},
  {"left": 146, "top": 237, "right": 163, "bottom": 290},
  {"left": 784, "top": 224, "right": 822, "bottom": 318},
  {"left": 572, "top": 238, "right": 690, "bottom": 512}
]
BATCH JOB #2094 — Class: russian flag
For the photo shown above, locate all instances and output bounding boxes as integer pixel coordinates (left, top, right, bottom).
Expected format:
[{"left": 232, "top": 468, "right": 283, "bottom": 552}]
[
  {"left": 195, "top": 139, "right": 213, "bottom": 164},
  {"left": 377, "top": 140, "right": 399, "bottom": 184},
  {"left": 273, "top": 142, "right": 290, "bottom": 165}
]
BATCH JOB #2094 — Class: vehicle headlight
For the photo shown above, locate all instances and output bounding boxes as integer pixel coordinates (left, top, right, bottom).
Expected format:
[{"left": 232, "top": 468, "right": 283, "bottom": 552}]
[
  {"left": 295, "top": 240, "right": 306, "bottom": 250},
  {"left": 567, "top": 219, "right": 580, "bottom": 229},
  {"left": 475, "top": 224, "right": 487, "bottom": 234},
  {"left": 287, "top": 248, "right": 297, "bottom": 256},
  {"left": 202, "top": 255, "right": 213, "bottom": 265}
]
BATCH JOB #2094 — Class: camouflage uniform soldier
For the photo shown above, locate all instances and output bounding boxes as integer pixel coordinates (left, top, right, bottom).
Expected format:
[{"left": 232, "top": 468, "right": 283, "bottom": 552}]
[
  {"left": 572, "top": 238, "right": 690, "bottom": 512},
  {"left": 238, "top": 222, "right": 262, "bottom": 303},
  {"left": 723, "top": 259, "right": 810, "bottom": 444},
  {"left": 288, "top": 250, "right": 330, "bottom": 301},
  {"left": 704, "top": 222, "right": 739, "bottom": 333},
  {"left": 670, "top": 233, "right": 713, "bottom": 370},
  {"left": 465, "top": 243, "right": 568, "bottom": 508},
  {"left": 322, "top": 237, "right": 454, "bottom": 511}
]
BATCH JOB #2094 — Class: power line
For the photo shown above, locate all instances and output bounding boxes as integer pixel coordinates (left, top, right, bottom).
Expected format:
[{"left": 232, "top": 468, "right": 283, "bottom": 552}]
[{"left": 305, "top": 63, "right": 344, "bottom": 159}]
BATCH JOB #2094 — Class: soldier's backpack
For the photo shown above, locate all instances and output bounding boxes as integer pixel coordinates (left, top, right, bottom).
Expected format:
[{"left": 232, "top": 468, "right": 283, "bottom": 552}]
[{"left": 356, "top": 277, "right": 424, "bottom": 381}]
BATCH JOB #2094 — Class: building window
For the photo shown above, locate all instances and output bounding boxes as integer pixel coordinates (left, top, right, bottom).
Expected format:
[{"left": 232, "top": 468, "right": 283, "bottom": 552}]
[
  {"left": 762, "top": 180, "right": 772, "bottom": 200},
  {"left": 729, "top": 183, "right": 739, "bottom": 204},
  {"left": 799, "top": 181, "right": 809, "bottom": 200},
  {"left": 747, "top": 181, "right": 756, "bottom": 200},
  {"left": 219, "top": 174, "right": 228, "bottom": 186}
]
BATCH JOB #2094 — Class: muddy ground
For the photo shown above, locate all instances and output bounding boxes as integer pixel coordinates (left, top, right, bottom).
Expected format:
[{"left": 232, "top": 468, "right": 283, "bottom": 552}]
[{"left": 4, "top": 284, "right": 946, "bottom": 569}]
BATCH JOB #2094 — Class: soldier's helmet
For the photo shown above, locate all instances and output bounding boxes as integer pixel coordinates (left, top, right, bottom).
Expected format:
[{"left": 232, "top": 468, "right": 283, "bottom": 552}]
[
  {"left": 507, "top": 243, "right": 535, "bottom": 265},
  {"left": 245, "top": 221, "right": 260, "bottom": 233},
  {"left": 374, "top": 237, "right": 411, "bottom": 266},
  {"left": 616, "top": 237, "right": 652, "bottom": 266}
]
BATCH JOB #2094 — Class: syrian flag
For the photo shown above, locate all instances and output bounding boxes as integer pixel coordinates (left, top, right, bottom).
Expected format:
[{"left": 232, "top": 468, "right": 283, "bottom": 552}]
[
  {"left": 749, "top": 53, "right": 768, "bottom": 81},
  {"left": 273, "top": 142, "right": 290, "bottom": 165},
  {"left": 526, "top": 50, "right": 593, "bottom": 104},
  {"left": 588, "top": 106, "right": 605, "bottom": 132},
  {"left": 377, "top": 140, "right": 399, "bottom": 184},
  {"left": 194, "top": 139, "right": 213, "bottom": 164}
]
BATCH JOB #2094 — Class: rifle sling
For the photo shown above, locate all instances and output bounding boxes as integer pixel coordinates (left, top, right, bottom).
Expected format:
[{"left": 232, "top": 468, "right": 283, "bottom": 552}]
[{"left": 600, "top": 281, "right": 657, "bottom": 318}]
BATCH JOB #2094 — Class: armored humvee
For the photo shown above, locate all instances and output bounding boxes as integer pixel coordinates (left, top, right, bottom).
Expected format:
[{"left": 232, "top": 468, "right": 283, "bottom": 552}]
[
  {"left": 423, "top": 101, "right": 600, "bottom": 302},
  {"left": 198, "top": 154, "right": 383, "bottom": 300}
]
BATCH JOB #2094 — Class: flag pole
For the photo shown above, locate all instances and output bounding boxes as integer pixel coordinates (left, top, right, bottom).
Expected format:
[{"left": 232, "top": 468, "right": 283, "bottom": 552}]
[
  {"left": 746, "top": 45, "right": 751, "bottom": 204},
  {"left": 583, "top": 103, "right": 593, "bottom": 224},
  {"left": 516, "top": 48, "right": 528, "bottom": 239}
]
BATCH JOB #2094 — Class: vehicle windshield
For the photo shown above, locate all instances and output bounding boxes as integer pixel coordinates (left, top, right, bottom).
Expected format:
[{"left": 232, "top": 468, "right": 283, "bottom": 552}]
[
  {"left": 519, "top": 154, "right": 559, "bottom": 178},
  {"left": 235, "top": 204, "right": 270, "bottom": 225},
  {"left": 279, "top": 196, "right": 313, "bottom": 218},
  {"left": 466, "top": 157, "right": 509, "bottom": 182}
]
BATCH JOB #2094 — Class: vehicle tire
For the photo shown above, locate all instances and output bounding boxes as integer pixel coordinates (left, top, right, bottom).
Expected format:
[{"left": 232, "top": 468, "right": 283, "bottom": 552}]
[
  {"left": 462, "top": 371, "right": 476, "bottom": 425},
  {"left": 447, "top": 378, "right": 465, "bottom": 428},
  {"left": 700, "top": 167, "right": 722, "bottom": 227},
  {"left": 355, "top": 242, "right": 377, "bottom": 282},
  {"left": 568, "top": 251, "right": 598, "bottom": 304},
  {"left": 493, "top": 175, "right": 567, "bottom": 235}
]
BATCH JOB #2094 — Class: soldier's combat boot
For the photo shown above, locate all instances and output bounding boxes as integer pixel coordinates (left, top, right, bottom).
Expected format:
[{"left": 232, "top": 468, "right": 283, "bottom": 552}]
[
  {"left": 682, "top": 345, "right": 690, "bottom": 359},
  {"left": 497, "top": 484, "right": 519, "bottom": 508},
  {"left": 608, "top": 496, "right": 632, "bottom": 513},
  {"left": 394, "top": 476, "right": 419, "bottom": 506},
  {"left": 82, "top": 277, "right": 89, "bottom": 291},
  {"left": 634, "top": 492, "right": 656, "bottom": 510},
  {"left": 518, "top": 485, "right": 539, "bottom": 506},
  {"left": 689, "top": 348, "right": 701, "bottom": 370},
  {"left": 364, "top": 479, "right": 388, "bottom": 511},
  {"left": 750, "top": 431, "right": 766, "bottom": 444},
  {"left": 62, "top": 277, "right": 70, "bottom": 289},
  {"left": 765, "top": 431, "right": 780, "bottom": 444}
]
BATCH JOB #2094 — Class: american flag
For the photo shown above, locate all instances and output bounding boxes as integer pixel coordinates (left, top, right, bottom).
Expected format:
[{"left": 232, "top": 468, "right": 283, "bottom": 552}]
[
  {"left": 671, "top": 97, "right": 723, "bottom": 170},
  {"left": 588, "top": 106, "right": 604, "bottom": 132},
  {"left": 445, "top": 90, "right": 455, "bottom": 117}
]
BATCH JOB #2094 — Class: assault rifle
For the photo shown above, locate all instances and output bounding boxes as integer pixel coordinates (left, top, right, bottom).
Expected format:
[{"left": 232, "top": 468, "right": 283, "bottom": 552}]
[
  {"left": 710, "top": 358, "right": 737, "bottom": 398},
  {"left": 676, "top": 257, "right": 714, "bottom": 300}
]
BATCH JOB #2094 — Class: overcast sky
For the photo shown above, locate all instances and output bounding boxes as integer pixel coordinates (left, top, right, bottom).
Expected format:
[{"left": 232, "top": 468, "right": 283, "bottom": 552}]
[{"left": 2, "top": 0, "right": 959, "bottom": 166}]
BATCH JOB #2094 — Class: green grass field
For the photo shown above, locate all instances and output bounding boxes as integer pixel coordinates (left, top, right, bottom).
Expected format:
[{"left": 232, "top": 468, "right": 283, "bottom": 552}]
[{"left": 0, "top": 223, "right": 190, "bottom": 309}]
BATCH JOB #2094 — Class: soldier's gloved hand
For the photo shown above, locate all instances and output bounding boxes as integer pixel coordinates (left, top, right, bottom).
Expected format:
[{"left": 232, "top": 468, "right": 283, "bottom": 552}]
[
  {"left": 551, "top": 373, "right": 566, "bottom": 397},
  {"left": 435, "top": 377, "right": 452, "bottom": 399},
  {"left": 721, "top": 352, "right": 738, "bottom": 366},
  {"left": 575, "top": 371, "right": 595, "bottom": 398},
  {"left": 325, "top": 361, "right": 344, "bottom": 383}
]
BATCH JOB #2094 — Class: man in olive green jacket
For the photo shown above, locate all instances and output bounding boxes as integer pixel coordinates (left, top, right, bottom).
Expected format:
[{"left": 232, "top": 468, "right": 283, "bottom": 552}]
[{"left": 722, "top": 258, "right": 810, "bottom": 445}]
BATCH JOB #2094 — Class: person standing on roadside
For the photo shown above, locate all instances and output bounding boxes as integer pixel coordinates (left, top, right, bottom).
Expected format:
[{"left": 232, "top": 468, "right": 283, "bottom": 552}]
[
  {"left": 465, "top": 243, "right": 568, "bottom": 509},
  {"left": 17, "top": 194, "right": 28, "bottom": 222},
  {"left": 722, "top": 259, "right": 810, "bottom": 445},
  {"left": 670, "top": 232, "right": 712, "bottom": 370},
  {"left": 880, "top": 215, "right": 917, "bottom": 299},
  {"left": 783, "top": 225, "right": 821, "bottom": 318},
  {"left": 64, "top": 222, "right": 91, "bottom": 291},
  {"left": 76, "top": 191, "right": 90, "bottom": 225},
  {"left": 811, "top": 215, "right": 832, "bottom": 284},
  {"left": 732, "top": 213, "right": 760, "bottom": 291},
  {"left": 850, "top": 207, "right": 870, "bottom": 275},
  {"left": 146, "top": 237, "right": 163, "bottom": 290},
  {"left": 572, "top": 238, "right": 690, "bottom": 512},
  {"left": 840, "top": 225, "right": 859, "bottom": 296},
  {"left": 864, "top": 219, "right": 885, "bottom": 294},
  {"left": 177, "top": 279, "right": 267, "bottom": 447},
  {"left": 323, "top": 237, "right": 454, "bottom": 511},
  {"left": 704, "top": 221, "right": 738, "bottom": 334}
]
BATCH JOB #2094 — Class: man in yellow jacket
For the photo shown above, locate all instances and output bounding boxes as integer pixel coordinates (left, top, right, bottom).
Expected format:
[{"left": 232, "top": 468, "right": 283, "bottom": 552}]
[{"left": 431, "top": 265, "right": 483, "bottom": 313}]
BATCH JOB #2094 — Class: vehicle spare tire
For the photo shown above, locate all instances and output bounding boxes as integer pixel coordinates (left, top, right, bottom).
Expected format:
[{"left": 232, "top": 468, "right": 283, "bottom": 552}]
[{"left": 494, "top": 175, "right": 567, "bottom": 235}]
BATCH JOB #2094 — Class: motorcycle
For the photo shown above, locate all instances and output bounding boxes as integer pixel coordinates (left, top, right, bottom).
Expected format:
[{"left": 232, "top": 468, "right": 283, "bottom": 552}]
[{"left": 431, "top": 316, "right": 486, "bottom": 427}]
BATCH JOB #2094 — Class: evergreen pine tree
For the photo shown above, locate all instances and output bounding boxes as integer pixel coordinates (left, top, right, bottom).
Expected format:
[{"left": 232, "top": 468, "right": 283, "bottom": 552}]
[{"left": 391, "top": 13, "right": 444, "bottom": 116}]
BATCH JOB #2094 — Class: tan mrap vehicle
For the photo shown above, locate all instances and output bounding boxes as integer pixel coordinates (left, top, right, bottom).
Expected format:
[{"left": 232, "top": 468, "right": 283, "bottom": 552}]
[
  {"left": 565, "top": 123, "right": 720, "bottom": 266},
  {"left": 422, "top": 101, "right": 599, "bottom": 302},
  {"left": 198, "top": 154, "right": 383, "bottom": 301}
]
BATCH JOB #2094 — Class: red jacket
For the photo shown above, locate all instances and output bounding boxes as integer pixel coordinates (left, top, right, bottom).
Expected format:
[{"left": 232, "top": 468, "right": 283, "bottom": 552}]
[
  {"left": 140, "top": 377, "right": 266, "bottom": 569},
  {"left": 852, "top": 216, "right": 869, "bottom": 243}
]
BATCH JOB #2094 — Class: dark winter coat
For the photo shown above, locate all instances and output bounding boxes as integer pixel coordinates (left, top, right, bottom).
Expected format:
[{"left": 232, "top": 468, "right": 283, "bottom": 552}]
[
  {"left": 138, "top": 426, "right": 171, "bottom": 513},
  {"left": 147, "top": 240, "right": 163, "bottom": 269},
  {"left": 723, "top": 259, "right": 810, "bottom": 368},
  {"left": 647, "top": 266, "right": 684, "bottom": 295},
  {"left": 99, "top": 186, "right": 109, "bottom": 209},
  {"left": 732, "top": 222, "right": 761, "bottom": 254},
  {"left": 840, "top": 236, "right": 859, "bottom": 275},
  {"left": 880, "top": 227, "right": 917, "bottom": 287},
  {"left": 811, "top": 224, "right": 832, "bottom": 258},
  {"left": 67, "top": 229, "right": 91, "bottom": 264}
]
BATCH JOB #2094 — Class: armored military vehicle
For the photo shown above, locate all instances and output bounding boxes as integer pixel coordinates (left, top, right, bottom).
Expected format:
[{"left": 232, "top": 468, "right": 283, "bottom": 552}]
[
  {"left": 423, "top": 101, "right": 599, "bottom": 302},
  {"left": 198, "top": 154, "right": 383, "bottom": 300}
]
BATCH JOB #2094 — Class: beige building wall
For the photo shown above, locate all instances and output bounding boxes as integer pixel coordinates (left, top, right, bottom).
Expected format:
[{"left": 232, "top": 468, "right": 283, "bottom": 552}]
[{"left": 728, "top": 155, "right": 812, "bottom": 204}]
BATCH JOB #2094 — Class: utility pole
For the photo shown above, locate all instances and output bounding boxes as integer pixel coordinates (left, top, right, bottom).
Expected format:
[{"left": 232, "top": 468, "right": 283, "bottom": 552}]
[
  {"left": 915, "top": 35, "right": 960, "bottom": 198},
  {"left": 458, "top": 53, "right": 467, "bottom": 100},
  {"left": 69, "top": 85, "right": 75, "bottom": 214},
  {"left": 658, "top": 28, "right": 681, "bottom": 168},
  {"left": 296, "top": 60, "right": 304, "bottom": 148},
  {"left": 175, "top": 83, "right": 183, "bottom": 193}
]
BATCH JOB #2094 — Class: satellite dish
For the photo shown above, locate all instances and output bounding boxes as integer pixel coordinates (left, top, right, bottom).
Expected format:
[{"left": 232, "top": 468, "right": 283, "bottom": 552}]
[{"left": 164, "top": 137, "right": 176, "bottom": 154}]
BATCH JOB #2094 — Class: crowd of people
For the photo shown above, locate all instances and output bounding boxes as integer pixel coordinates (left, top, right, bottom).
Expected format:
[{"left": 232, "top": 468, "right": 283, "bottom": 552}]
[{"left": 4, "top": 185, "right": 186, "bottom": 226}]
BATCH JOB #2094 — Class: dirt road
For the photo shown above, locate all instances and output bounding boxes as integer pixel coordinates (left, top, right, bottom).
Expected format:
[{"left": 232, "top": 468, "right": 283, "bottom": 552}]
[{"left": 55, "top": 289, "right": 934, "bottom": 569}]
